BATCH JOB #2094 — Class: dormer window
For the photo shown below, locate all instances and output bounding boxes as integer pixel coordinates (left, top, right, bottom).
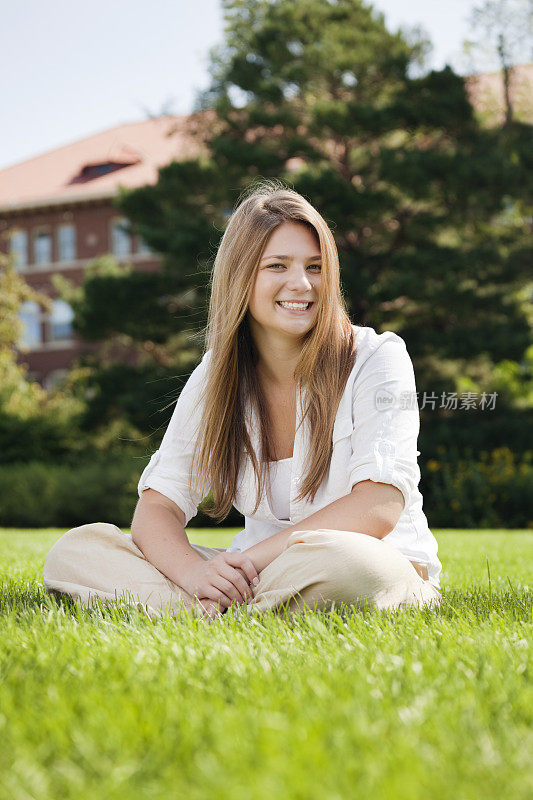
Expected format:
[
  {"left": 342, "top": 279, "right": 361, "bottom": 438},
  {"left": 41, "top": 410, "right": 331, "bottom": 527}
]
[
  {"left": 84, "top": 163, "right": 119, "bottom": 178},
  {"left": 71, "top": 161, "right": 137, "bottom": 184},
  {"left": 69, "top": 142, "right": 142, "bottom": 184}
]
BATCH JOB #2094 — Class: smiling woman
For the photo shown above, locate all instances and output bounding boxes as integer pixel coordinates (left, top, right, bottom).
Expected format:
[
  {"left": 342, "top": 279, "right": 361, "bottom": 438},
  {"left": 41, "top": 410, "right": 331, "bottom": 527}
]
[
  {"left": 42, "top": 178, "right": 442, "bottom": 621},
  {"left": 247, "top": 221, "right": 323, "bottom": 374}
]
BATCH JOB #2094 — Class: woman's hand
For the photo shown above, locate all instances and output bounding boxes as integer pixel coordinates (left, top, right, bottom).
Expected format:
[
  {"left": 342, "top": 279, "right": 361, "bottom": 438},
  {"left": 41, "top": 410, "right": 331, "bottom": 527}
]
[{"left": 182, "top": 552, "right": 260, "bottom": 613}]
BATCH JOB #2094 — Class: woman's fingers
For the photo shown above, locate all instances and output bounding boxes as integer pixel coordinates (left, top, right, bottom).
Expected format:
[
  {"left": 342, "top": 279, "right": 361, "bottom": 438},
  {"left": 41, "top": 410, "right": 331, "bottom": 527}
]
[
  {"left": 190, "top": 554, "right": 260, "bottom": 612},
  {"left": 205, "top": 586, "right": 234, "bottom": 608},
  {"left": 212, "top": 568, "right": 250, "bottom": 605},
  {"left": 211, "top": 558, "right": 255, "bottom": 603},
  {"left": 192, "top": 582, "right": 232, "bottom": 609},
  {"left": 224, "top": 553, "right": 260, "bottom": 585}
]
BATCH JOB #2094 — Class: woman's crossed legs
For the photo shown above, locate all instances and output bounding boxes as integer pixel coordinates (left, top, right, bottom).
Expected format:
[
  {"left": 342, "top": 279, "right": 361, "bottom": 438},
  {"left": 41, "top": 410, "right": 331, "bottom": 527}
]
[{"left": 42, "top": 523, "right": 441, "bottom": 621}]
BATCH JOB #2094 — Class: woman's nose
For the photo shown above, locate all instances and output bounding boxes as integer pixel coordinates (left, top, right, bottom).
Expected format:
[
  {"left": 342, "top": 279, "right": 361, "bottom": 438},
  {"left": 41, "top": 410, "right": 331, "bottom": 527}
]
[{"left": 284, "top": 268, "right": 313, "bottom": 290}]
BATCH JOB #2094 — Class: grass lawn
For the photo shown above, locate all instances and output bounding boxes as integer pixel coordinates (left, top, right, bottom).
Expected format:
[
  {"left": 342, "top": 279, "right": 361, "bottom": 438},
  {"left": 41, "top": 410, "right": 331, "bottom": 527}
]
[{"left": 0, "top": 527, "right": 531, "bottom": 800}]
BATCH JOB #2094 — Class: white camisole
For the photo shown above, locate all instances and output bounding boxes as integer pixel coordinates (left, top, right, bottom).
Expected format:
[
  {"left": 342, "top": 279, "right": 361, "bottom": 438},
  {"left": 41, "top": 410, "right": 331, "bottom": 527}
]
[{"left": 267, "top": 456, "right": 293, "bottom": 522}]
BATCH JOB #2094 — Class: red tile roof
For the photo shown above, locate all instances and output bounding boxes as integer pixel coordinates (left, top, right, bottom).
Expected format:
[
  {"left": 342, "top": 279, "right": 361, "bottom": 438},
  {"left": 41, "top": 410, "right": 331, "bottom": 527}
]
[{"left": 0, "top": 113, "right": 210, "bottom": 213}]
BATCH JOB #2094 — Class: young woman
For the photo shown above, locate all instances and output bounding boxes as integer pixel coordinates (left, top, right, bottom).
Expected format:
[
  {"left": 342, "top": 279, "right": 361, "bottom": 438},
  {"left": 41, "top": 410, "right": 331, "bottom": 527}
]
[{"left": 43, "top": 181, "right": 442, "bottom": 621}]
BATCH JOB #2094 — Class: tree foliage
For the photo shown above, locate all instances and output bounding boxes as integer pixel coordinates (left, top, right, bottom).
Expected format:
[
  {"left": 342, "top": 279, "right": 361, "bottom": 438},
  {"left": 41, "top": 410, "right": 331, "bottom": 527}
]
[
  {"left": 0, "top": 255, "right": 51, "bottom": 418},
  {"left": 57, "top": 0, "right": 532, "bottom": 441}
]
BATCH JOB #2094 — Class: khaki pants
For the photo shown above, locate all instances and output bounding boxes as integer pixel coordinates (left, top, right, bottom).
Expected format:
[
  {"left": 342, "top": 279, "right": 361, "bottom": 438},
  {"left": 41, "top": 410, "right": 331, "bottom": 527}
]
[{"left": 42, "top": 523, "right": 442, "bottom": 621}]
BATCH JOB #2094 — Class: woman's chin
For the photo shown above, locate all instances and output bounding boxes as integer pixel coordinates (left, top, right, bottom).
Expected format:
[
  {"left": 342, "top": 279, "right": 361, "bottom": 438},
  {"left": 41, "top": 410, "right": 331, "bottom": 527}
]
[{"left": 273, "top": 318, "right": 316, "bottom": 336}]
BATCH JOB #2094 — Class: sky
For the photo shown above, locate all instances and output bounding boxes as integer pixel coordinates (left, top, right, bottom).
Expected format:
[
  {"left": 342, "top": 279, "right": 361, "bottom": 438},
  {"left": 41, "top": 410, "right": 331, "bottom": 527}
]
[{"left": 0, "top": 0, "right": 482, "bottom": 172}]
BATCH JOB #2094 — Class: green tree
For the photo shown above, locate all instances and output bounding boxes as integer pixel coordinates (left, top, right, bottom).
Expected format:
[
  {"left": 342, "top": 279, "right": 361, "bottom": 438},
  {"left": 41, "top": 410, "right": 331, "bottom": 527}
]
[
  {"left": 0, "top": 256, "right": 91, "bottom": 463},
  {"left": 0, "top": 255, "right": 51, "bottom": 418},
  {"left": 59, "top": 0, "right": 532, "bottom": 447}
]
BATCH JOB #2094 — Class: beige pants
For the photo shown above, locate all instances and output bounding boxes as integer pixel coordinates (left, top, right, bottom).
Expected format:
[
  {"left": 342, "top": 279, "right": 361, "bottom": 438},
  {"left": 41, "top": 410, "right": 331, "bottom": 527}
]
[{"left": 42, "top": 523, "right": 442, "bottom": 621}]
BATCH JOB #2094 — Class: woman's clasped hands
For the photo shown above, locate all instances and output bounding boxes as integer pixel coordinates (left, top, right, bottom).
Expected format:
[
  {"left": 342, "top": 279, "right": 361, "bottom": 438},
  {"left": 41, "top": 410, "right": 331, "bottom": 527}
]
[{"left": 182, "top": 552, "right": 260, "bottom": 619}]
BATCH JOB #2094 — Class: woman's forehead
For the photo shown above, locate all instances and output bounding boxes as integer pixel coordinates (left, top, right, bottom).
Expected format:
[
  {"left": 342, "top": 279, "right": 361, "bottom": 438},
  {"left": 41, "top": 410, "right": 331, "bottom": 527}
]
[{"left": 262, "top": 223, "right": 320, "bottom": 260}]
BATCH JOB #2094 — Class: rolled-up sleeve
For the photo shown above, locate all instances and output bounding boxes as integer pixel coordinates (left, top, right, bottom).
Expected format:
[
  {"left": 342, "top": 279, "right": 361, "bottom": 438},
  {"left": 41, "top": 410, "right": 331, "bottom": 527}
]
[
  {"left": 347, "top": 337, "right": 421, "bottom": 508},
  {"left": 137, "top": 353, "right": 211, "bottom": 526}
]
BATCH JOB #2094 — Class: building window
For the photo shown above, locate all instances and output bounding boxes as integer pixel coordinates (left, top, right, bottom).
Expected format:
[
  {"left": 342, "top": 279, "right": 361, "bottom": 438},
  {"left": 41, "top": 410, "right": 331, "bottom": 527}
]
[
  {"left": 18, "top": 301, "right": 42, "bottom": 349},
  {"left": 48, "top": 299, "right": 75, "bottom": 342},
  {"left": 137, "top": 235, "right": 154, "bottom": 255},
  {"left": 73, "top": 161, "right": 139, "bottom": 183},
  {"left": 33, "top": 229, "right": 52, "bottom": 266},
  {"left": 9, "top": 230, "right": 28, "bottom": 270},
  {"left": 58, "top": 224, "right": 76, "bottom": 261},
  {"left": 111, "top": 218, "right": 132, "bottom": 256},
  {"left": 43, "top": 369, "right": 69, "bottom": 391}
]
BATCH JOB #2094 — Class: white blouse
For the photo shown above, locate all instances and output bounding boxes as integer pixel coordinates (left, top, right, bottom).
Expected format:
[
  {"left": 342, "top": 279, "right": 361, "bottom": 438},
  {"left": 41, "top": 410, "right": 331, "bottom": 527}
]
[{"left": 137, "top": 325, "right": 443, "bottom": 588}]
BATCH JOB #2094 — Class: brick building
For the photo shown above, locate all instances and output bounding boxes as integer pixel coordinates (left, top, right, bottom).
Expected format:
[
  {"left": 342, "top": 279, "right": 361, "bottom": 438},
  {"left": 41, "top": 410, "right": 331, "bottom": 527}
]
[{"left": 0, "top": 114, "right": 208, "bottom": 389}]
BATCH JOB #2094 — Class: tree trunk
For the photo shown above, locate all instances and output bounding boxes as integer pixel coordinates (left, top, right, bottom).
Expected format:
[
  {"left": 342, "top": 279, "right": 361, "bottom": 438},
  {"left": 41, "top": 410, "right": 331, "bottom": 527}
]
[{"left": 497, "top": 33, "right": 514, "bottom": 127}]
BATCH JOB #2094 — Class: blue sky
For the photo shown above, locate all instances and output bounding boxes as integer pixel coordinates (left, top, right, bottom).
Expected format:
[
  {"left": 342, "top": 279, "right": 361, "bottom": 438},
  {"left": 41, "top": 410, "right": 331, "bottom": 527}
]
[{"left": 0, "top": 0, "right": 481, "bottom": 171}]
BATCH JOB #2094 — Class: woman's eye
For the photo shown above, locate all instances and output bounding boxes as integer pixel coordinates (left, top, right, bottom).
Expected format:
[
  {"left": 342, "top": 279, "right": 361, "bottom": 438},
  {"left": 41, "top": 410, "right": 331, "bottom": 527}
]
[{"left": 267, "top": 263, "right": 321, "bottom": 271}]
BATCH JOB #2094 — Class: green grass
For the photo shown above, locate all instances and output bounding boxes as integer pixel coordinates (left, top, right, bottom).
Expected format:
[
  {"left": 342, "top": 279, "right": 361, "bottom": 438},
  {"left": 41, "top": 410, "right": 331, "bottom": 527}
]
[{"left": 1, "top": 528, "right": 531, "bottom": 800}]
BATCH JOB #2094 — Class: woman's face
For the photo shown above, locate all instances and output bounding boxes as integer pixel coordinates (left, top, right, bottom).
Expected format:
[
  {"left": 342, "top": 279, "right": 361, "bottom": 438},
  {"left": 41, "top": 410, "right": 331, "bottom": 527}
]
[{"left": 247, "top": 221, "right": 322, "bottom": 341}]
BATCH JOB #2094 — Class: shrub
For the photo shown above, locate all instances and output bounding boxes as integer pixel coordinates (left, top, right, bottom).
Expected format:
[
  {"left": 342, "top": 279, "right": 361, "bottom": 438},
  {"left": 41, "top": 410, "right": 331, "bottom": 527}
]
[
  {"left": 0, "top": 455, "right": 244, "bottom": 529},
  {"left": 421, "top": 446, "right": 533, "bottom": 528},
  {"left": 1, "top": 447, "right": 530, "bottom": 530},
  {"left": 0, "top": 456, "right": 139, "bottom": 528}
]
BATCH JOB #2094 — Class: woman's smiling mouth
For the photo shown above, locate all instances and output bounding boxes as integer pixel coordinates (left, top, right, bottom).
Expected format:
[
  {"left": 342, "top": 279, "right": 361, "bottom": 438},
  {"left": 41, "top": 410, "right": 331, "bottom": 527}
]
[{"left": 276, "top": 300, "right": 314, "bottom": 313}]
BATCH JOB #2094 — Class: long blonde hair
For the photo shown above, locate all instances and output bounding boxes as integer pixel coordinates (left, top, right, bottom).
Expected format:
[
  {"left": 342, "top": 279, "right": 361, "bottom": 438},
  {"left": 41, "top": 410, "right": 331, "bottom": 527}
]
[{"left": 190, "top": 178, "right": 357, "bottom": 520}]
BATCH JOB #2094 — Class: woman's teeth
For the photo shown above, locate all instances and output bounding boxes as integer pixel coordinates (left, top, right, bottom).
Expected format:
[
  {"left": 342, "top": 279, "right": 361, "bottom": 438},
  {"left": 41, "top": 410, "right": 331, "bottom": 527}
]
[{"left": 277, "top": 301, "right": 311, "bottom": 310}]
